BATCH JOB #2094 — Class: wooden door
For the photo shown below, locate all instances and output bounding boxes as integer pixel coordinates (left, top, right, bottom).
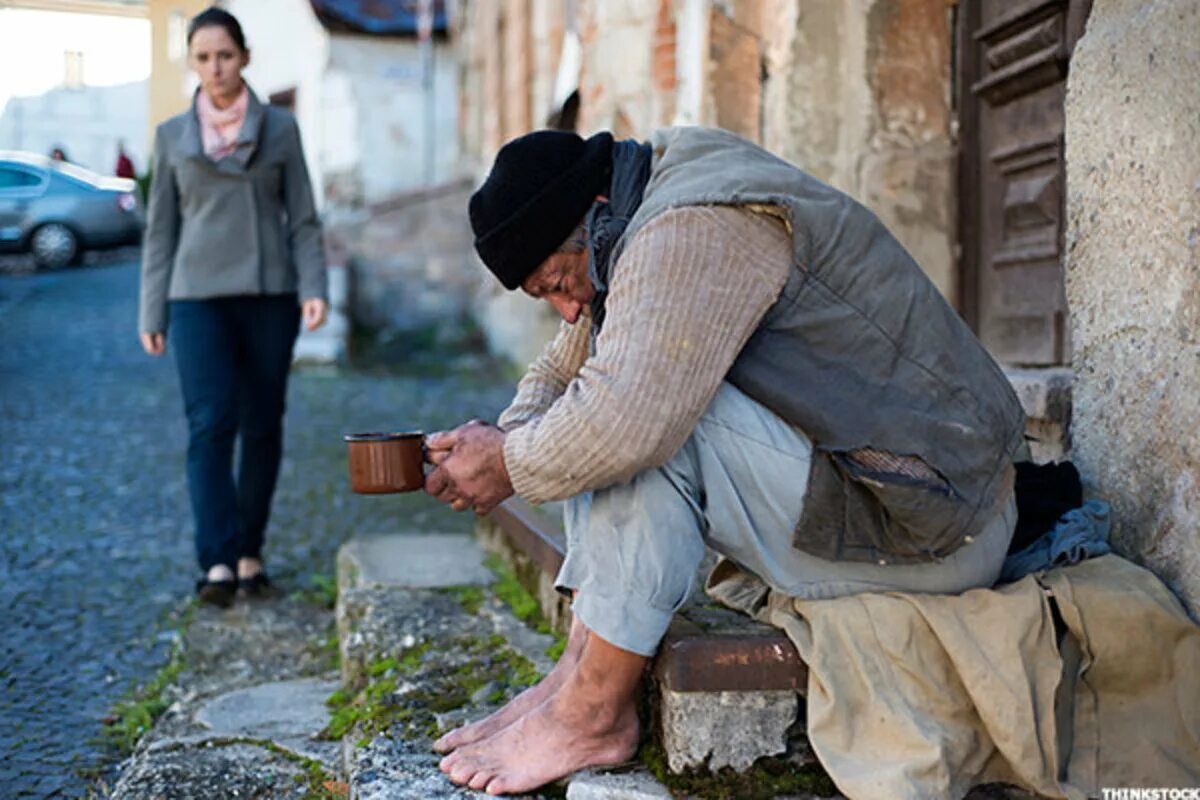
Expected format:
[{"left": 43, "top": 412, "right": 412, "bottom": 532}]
[{"left": 957, "top": 0, "right": 1091, "bottom": 366}]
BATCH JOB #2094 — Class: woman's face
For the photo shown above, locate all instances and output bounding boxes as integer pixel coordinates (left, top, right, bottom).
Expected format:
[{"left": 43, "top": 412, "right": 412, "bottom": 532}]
[{"left": 188, "top": 25, "right": 248, "bottom": 105}]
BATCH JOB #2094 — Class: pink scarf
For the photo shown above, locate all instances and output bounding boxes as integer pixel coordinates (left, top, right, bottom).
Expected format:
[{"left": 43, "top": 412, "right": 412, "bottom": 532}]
[{"left": 196, "top": 85, "right": 249, "bottom": 160}]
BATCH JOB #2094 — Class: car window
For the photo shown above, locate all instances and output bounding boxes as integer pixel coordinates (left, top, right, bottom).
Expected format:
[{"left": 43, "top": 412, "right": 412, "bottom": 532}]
[{"left": 0, "top": 166, "right": 43, "bottom": 190}]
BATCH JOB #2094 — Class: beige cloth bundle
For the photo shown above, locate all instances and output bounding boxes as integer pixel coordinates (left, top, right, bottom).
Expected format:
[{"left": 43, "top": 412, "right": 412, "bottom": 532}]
[{"left": 708, "top": 555, "right": 1200, "bottom": 800}]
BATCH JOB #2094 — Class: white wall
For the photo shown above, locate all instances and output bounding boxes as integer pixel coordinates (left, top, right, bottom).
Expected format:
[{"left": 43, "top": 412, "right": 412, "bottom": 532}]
[
  {"left": 222, "top": 0, "right": 331, "bottom": 207},
  {"left": 328, "top": 35, "right": 460, "bottom": 204},
  {"left": 218, "top": 0, "right": 459, "bottom": 208},
  {"left": 0, "top": 82, "right": 148, "bottom": 175}
]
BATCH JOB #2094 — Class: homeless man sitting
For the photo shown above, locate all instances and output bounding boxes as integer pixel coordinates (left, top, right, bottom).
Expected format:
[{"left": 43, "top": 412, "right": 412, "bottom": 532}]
[{"left": 422, "top": 126, "right": 1024, "bottom": 795}]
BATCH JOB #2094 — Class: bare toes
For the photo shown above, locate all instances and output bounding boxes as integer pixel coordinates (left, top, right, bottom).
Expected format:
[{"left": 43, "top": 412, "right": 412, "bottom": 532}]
[
  {"left": 449, "top": 760, "right": 482, "bottom": 786},
  {"left": 468, "top": 769, "right": 495, "bottom": 791}
]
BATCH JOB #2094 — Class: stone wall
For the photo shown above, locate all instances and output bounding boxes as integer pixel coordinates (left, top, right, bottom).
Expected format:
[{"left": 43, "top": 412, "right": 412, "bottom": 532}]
[
  {"left": 332, "top": 179, "right": 481, "bottom": 333},
  {"left": 455, "top": 0, "right": 958, "bottom": 365},
  {"left": 1065, "top": 0, "right": 1200, "bottom": 618},
  {"left": 762, "top": 0, "right": 957, "bottom": 299}
]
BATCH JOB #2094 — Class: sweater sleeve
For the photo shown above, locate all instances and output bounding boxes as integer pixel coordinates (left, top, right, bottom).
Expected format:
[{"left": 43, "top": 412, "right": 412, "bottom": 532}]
[
  {"left": 497, "top": 313, "right": 591, "bottom": 432},
  {"left": 502, "top": 205, "right": 792, "bottom": 503}
]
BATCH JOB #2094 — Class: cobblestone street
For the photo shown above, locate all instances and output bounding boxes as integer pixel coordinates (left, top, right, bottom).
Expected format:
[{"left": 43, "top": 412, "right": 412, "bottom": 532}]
[{"left": 0, "top": 257, "right": 514, "bottom": 797}]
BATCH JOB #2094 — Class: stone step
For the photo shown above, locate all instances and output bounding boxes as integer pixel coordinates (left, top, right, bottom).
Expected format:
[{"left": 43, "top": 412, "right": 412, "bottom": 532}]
[
  {"left": 333, "top": 531, "right": 676, "bottom": 798},
  {"left": 475, "top": 499, "right": 814, "bottom": 775}
]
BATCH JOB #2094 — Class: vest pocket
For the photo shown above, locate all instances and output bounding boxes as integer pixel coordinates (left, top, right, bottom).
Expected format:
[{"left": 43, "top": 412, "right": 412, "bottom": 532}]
[{"left": 792, "top": 450, "right": 973, "bottom": 564}]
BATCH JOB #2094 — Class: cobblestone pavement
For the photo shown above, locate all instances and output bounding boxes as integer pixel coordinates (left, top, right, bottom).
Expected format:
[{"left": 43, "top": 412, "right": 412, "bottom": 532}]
[{"left": 0, "top": 257, "right": 515, "bottom": 797}]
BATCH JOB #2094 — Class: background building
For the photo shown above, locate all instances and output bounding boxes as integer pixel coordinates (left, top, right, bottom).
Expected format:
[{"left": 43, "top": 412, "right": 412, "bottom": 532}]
[{"left": 0, "top": 1, "right": 150, "bottom": 174}]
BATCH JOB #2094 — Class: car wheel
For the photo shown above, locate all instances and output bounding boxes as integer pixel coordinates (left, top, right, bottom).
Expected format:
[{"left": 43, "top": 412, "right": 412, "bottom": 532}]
[{"left": 30, "top": 223, "right": 79, "bottom": 269}]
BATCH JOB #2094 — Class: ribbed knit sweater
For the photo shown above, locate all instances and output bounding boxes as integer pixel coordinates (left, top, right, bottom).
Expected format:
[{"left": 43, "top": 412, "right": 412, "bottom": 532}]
[{"left": 499, "top": 205, "right": 792, "bottom": 503}]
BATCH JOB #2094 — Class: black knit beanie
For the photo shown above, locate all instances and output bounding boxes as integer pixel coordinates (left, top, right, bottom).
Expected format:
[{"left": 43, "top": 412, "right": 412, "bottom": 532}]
[{"left": 469, "top": 130, "right": 614, "bottom": 290}]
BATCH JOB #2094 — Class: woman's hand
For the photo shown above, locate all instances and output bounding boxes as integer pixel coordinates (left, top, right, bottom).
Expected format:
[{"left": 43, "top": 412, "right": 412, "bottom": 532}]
[
  {"left": 140, "top": 332, "right": 165, "bottom": 356},
  {"left": 302, "top": 298, "right": 328, "bottom": 332}
]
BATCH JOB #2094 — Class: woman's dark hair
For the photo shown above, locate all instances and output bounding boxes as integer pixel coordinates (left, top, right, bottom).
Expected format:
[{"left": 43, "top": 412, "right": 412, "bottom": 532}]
[{"left": 187, "top": 7, "right": 247, "bottom": 51}]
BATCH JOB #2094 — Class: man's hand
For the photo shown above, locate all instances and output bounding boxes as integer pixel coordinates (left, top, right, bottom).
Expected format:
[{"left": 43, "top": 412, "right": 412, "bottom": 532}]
[{"left": 424, "top": 420, "right": 514, "bottom": 515}]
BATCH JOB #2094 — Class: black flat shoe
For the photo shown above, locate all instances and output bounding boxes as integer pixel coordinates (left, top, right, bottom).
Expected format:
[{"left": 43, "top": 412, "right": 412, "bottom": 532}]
[
  {"left": 238, "top": 571, "right": 272, "bottom": 597},
  {"left": 196, "top": 577, "right": 237, "bottom": 608}
]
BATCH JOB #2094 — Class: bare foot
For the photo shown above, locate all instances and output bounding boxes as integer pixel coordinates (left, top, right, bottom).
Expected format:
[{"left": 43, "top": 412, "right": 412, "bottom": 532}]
[
  {"left": 439, "top": 631, "right": 645, "bottom": 795},
  {"left": 439, "top": 684, "right": 639, "bottom": 795},
  {"left": 432, "top": 615, "right": 587, "bottom": 754}
]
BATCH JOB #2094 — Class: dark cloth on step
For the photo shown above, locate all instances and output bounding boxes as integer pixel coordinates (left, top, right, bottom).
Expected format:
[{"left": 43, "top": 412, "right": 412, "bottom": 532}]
[{"left": 1009, "top": 460, "right": 1083, "bottom": 555}]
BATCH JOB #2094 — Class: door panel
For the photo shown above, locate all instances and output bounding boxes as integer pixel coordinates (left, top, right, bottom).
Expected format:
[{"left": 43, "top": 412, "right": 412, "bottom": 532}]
[{"left": 958, "top": 0, "right": 1090, "bottom": 366}]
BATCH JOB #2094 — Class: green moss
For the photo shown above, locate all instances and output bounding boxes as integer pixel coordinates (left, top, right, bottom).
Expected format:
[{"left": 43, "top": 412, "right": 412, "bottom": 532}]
[
  {"left": 399, "top": 642, "right": 432, "bottom": 672},
  {"left": 638, "top": 740, "right": 838, "bottom": 799},
  {"left": 367, "top": 656, "right": 400, "bottom": 677},
  {"left": 483, "top": 555, "right": 568, "bottom": 662},
  {"left": 544, "top": 637, "right": 567, "bottom": 662},
  {"left": 260, "top": 740, "right": 346, "bottom": 799},
  {"left": 486, "top": 554, "right": 541, "bottom": 623},
  {"left": 441, "top": 585, "right": 487, "bottom": 614},
  {"left": 99, "top": 601, "right": 195, "bottom": 755},
  {"left": 304, "top": 621, "right": 341, "bottom": 673},
  {"left": 321, "top": 631, "right": 547, "bottom": 745},
  {"left": 293, "top": 573, "right": 339, "bottom": 609}
]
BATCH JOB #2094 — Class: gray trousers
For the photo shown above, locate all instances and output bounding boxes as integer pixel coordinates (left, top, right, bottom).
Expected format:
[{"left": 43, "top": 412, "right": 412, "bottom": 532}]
[{"left": 556, "top": 382, "right": 1017, "bottom": 657}]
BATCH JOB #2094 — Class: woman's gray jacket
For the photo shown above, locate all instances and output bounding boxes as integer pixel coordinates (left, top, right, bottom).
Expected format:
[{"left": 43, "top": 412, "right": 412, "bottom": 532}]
[{"left": 138, "top": 88, "right": 327, "bottom": 333}]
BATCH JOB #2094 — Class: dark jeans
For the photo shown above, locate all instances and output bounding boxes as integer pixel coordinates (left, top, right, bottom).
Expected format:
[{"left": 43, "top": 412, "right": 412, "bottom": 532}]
[{"left": 169, "top": 294, "right": 300, "bottom": 572}]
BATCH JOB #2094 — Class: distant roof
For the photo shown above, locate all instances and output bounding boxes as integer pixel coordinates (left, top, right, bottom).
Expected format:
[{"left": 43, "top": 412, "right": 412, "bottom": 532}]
[{"left": 308, "top": 0, "right": 448, "bottom": 37}]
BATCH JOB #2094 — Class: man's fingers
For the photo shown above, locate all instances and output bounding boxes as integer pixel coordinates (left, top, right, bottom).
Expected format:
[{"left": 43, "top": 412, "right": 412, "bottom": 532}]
[
  {"left": 426, "top": 448, "right": 453, "bottom": 466},
  {"left": 425, "top": 430, "right": 459, "bottom": 451},
  {"left": 451, "top": 497, "right": 471, "bottom": 512},
  {"left": 424, "top": 467, "right": 451, "bottom": 497}
]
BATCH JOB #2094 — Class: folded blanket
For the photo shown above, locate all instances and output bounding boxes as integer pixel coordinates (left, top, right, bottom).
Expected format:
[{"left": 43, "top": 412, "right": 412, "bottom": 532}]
[{"left": 708, "top": 555, "right": 1200, "bottom": 800}]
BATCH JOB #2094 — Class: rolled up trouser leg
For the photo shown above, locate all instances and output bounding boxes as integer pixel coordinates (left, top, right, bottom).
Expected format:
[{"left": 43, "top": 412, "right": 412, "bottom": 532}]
[{"left": 556, "top": 446, "right": 710, "bottom": 657}]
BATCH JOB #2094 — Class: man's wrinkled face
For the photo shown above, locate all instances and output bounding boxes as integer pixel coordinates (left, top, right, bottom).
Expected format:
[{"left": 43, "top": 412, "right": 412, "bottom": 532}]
[{"left": 521, "top": 249, "right": 594, "bottom": 325}]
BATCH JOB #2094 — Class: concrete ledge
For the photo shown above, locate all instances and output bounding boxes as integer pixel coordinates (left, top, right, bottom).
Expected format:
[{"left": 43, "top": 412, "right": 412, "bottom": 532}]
[
  {"left": 337, "top": 533, "right": 492, "bottom": 591},
  {"left": 1005, "top": 367, "right": 1072, "bottom": 423},
  {"left": 1004, "top": 367, "right": 1074, "bottom": 463}
]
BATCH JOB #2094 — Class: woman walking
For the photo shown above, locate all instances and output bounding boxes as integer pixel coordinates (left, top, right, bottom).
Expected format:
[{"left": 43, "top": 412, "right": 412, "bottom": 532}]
[{"left": 139, "top": 7, "right": 327, "bottom": 607}]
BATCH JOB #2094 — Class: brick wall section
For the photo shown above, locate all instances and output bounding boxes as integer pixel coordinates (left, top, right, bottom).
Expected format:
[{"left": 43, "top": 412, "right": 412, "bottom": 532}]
[
  {"left": 450, "top": 0, "right": 957, "bottom": 363},
  {"left": 653, "top": 0, "right": 677, "bottom": 93},
  {"left": 709, "top": 7, "right": 763, "bottom": 143}
]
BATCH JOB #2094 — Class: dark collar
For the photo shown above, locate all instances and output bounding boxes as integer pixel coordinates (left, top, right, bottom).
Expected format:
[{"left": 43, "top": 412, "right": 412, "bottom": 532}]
[{"left": 177, "top": 85, "right": 266, "bottom": 175}]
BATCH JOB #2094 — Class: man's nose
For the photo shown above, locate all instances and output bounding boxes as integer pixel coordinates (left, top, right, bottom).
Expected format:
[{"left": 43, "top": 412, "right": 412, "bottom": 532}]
[{"left": 549, "top": 296, "right": 581, "bottom": 324}]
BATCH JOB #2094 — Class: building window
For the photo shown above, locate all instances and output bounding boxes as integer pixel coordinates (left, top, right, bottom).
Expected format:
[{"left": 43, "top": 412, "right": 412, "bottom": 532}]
[
  {"left": 168, "top": 11, "right": 188, "bottom": 62},
  {"left": 64, "top": 50, "right": 84, "bottom": 89}
]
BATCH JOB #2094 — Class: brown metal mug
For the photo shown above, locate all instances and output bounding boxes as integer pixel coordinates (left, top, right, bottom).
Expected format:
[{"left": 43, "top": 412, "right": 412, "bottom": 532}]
[{"left": 344, "top": 432, "right": 426, "bottom": 494}]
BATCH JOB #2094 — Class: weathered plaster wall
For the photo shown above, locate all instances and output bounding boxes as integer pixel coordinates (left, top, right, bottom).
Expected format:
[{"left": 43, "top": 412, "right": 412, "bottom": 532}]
[
  {"left": 765, "top": 0, "right": 955, "bottom": 299},
  {"left": 456, "top": 0, "right": 957, "bottom": 365},
  {"left": 1065, "top": 0, "right": 1200, "bottom": 617},
  {"left": 577, "top": 0, "right": 658, "bottom": 136}
]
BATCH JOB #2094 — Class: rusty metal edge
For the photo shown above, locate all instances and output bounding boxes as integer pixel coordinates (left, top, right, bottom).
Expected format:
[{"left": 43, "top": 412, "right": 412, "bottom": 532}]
[{"left": 655, "top": 621, "right": 808, "bottom": 694}]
